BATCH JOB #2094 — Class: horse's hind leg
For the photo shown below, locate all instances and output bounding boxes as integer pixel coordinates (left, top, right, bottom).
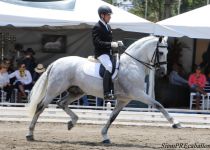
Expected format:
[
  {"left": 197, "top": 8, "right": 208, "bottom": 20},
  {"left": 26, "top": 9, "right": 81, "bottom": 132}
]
[
  {"left": 101, "top": 99, "right": 129, "bottom": 143},
  {"left": 57, "top": 86, "right": 84, "bottom": 130},
  {"left": 26, "top": 99, "right": 46, "bottom": 141},
  {"left": 57, "top": 94, "right": 82, "bottom": 130},
  {"left": 26, "top": 95, "right": 54, "bottom": 141}
]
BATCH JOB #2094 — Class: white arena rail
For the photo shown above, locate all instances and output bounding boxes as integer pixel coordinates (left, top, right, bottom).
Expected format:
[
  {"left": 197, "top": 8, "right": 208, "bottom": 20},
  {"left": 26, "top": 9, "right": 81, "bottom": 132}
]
[{"left": 0, "top": 105, "right": 210, "bottom": 129}]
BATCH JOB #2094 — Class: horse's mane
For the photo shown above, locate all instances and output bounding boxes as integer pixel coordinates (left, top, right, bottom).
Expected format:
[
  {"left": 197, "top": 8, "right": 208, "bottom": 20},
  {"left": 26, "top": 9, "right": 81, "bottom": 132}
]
[{"left": 125, "top": 36, "right": 158, "bottom": 53}]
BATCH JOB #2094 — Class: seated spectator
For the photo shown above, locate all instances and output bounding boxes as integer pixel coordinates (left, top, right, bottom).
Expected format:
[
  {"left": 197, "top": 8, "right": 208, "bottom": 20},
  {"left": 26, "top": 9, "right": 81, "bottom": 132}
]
[
  {"left": 4, "top": 58, "right": 16, "bottom": 85},
  {"left": 20, "top": 48, "right": 37, "bottom": 75},
  {"left": 96, "top": 97, "right": 104, "bottom": 106},
  {"left": 3, "top": 58, "right": 14, "bottom": 74},
  {"left": 9, "top": 62, "right": 32, "bottom": 101},
  {"left": 206, "top": 71, "right": 210, "bottom": 84},
  {"left": 33, "top": 64, "right": 46, "bottom": 84},
  {"left": 0, "top": 63, "right": 13, "bottom": 102},
  {"left": 80, "top": 95, "right": 89, "bottom": 106},
  {"left": 188, "top": 65, "right": 207, "bottom": 110},
  {"left": 169, "top": 63, "right": 188, "bottom": 86}
]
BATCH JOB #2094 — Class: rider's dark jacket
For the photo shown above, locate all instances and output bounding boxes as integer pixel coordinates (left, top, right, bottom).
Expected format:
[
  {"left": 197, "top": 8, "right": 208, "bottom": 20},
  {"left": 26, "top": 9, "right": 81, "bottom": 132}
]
[{"left": 92, "top": 20, "right": 112, "bottom": 58}]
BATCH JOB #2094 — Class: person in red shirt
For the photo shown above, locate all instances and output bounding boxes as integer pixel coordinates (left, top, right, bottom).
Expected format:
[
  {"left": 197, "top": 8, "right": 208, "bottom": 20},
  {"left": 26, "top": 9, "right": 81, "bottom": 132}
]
[{"left": 188, "top": 66, "right": 207, "bottom": 109}]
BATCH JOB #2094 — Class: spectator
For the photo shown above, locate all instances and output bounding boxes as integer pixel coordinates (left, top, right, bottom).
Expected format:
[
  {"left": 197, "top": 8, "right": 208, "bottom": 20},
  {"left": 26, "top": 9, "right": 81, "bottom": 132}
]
[
  {"left": 20, "top": 48, "right": 37, "bottom": 75},
  {"left": 10, "top": 43, "right": 24, "bottom": 68},
  {"left": 96, "top": 97, "right": 104, "bottom": 106},
  {"left": 200, "top": 43, "right": 210, "bottom": 76},
  {"left": 3, "top": 58, "right": 16, "bottom": 99},
  {"left": 33, "top": 64, "right": 46, "bottom": 84},
  {"left": 207, "top": 72, "right": 210, "bottom": 84},
  {"left": 9, "top": 62, "right": 32, "bottom": 101},
  {"left": 188, "top": 65, "right": 207, "bottom": 110},
  {"left": 0, "top": 63, "right": 13, "bottom": 102},
  {"left": 169, "top": 63, "right": 188, "bottom": 86},
  {"left": 80, "top": 95, "right": 89, "bottom": 106},
  {"left": 14, "top": 43, "right": 24, "bottom": 59},
  {"left": 3, "top": 58, "right": 14, "bottom": 74}
]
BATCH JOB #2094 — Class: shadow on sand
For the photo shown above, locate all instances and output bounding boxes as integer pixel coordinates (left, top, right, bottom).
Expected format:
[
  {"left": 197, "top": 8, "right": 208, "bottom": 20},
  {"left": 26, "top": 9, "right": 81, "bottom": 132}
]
[{"left": 34, "top": 139, "right": 158, "bottom": 149}]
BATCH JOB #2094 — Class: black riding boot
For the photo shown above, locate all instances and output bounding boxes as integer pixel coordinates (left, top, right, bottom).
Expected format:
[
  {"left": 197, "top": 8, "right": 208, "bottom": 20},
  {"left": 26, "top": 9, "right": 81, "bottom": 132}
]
[{"left": 103, "top": 70, "right": 116, "bottom": 100}]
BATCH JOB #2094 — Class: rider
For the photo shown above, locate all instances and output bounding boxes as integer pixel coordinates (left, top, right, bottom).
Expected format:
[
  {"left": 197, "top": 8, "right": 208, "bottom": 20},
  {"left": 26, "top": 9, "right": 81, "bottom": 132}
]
[{"left": 92, "top": 5, "right": 123, "bottom": 100}]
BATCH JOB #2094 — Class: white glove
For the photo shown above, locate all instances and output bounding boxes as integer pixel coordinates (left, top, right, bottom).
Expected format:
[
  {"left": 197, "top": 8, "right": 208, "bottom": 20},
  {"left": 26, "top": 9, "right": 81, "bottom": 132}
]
[
  {"left": 111, "top": 42, "right": 118, "bottom": 48},
  {"left": 117, "top": 41, "right": 124, "bottom": 47}
]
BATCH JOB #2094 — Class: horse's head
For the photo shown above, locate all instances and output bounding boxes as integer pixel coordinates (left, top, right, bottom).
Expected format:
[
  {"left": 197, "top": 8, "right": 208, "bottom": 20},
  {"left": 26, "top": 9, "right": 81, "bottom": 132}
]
[
  {"left": 154, "top": 36, "right": 168, "bottom": 77},
  {"left": 124, "top": 36, "right": 168, "bottom": 77}
]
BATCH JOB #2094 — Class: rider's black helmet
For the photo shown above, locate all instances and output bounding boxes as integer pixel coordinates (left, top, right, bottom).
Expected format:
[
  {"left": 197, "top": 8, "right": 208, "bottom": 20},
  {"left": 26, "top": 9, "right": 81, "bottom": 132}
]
[{"left": 98, "top": 5, "right": 113, "bottom": 18}]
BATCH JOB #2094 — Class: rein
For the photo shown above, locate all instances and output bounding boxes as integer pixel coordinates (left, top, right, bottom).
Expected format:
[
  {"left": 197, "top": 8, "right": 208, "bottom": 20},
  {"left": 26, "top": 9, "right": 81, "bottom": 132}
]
[{"left": 124, "top": 41, "right": 168, "bottom": 70}]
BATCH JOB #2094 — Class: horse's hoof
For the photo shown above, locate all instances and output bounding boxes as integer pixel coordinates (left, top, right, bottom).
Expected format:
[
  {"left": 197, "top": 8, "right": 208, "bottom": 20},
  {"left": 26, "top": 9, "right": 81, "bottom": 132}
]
[
  {"left": 26, "top": 135, "right": 34, "bottom": 141},
  {"left": 172, "top": 123, "right": 182, "bottom": 129},
  {"left": 67, "top": 121, "right": 74, "bottom": 130},
  {"left": 102, "top": 139, "right": 111, "bottom": 144}
]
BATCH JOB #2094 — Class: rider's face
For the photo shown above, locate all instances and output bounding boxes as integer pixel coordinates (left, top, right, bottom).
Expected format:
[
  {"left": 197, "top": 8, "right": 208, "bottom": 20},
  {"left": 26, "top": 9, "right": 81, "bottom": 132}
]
[{"left": 101, "top": 14, "right": 111, "bottom": 23}]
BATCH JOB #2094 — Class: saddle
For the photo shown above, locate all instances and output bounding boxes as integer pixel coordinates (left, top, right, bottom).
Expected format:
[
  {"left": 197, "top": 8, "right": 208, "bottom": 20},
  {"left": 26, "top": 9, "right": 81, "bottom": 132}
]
[{"left": 83, "top": 54, "right": 120, "bottom": 79}]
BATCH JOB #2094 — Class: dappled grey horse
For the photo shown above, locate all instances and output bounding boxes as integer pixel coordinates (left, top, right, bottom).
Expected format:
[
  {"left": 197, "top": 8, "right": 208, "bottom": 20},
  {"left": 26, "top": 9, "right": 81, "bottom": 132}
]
[{"left": 26, "top": 36, "right": 181, "bottom": 143}]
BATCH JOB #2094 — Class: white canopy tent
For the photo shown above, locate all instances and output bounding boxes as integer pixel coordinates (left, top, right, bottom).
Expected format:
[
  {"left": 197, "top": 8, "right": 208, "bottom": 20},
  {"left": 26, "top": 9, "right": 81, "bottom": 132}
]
[
  {"left": 157, "top": 5, "right": 210, "bottom": 39},
  {"left": 0, "top": 0, "right": 182, "bottom": 37}
]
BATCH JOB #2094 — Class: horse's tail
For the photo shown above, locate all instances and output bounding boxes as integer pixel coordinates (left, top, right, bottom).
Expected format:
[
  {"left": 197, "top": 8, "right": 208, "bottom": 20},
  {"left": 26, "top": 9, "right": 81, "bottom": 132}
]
[{"left": 28, "top": 64, "right": 53, "bottom": 117}]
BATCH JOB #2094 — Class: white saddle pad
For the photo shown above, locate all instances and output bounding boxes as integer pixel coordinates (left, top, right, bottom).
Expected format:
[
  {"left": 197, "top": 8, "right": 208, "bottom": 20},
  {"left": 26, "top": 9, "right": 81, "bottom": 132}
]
[
  {"left": 83, "top": 61, "right": 119, "bottom": 79},
  {"left": 83, "top": 61, "right": 102, "bottom": 79}
]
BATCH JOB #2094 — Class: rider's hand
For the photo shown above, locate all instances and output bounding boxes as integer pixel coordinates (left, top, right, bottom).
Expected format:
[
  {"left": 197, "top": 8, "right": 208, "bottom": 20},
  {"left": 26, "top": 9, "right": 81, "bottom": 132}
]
[
  {"left": 117, "top": 41, "right": 124, "bottom": 47},
  {"left": 111, "top": 42, "right": 118, "bottom": 48}
]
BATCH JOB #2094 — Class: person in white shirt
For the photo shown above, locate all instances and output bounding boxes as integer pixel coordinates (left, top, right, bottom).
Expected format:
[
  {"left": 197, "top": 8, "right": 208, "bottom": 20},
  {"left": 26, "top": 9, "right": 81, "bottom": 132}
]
[
  {"left": 9, "top": 62, "right": 32, "bottom": 99},
  {"left": 0, "top": 62, "right": 13, "bottom": 102}
]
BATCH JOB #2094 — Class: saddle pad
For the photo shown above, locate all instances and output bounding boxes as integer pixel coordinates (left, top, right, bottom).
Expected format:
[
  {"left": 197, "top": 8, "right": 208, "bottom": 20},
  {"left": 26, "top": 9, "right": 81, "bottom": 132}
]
[
  {"left": 83, "top": 61, "right": 102, "bottom": 79},
  {"left": 83, "top": 61, "right": 119, "bottom": 79}
]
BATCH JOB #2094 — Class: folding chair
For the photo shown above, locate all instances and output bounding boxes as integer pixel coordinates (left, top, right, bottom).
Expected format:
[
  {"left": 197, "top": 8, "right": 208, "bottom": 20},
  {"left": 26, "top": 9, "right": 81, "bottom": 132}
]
[
  {"left": 189, "top": 92, "right": 206, "bottom": 110},
  {"left": 0, "top": 89, "right": 7, "bottom": 103},
  {"left": 14, "top": 89, "right": 30, "bottom": 103}
]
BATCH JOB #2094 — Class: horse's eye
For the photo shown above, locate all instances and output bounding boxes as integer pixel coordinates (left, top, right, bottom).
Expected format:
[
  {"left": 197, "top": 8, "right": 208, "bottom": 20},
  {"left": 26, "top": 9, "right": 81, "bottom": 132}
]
[{"left": 159, "top": 52, "right": 163, "bottom": 56}]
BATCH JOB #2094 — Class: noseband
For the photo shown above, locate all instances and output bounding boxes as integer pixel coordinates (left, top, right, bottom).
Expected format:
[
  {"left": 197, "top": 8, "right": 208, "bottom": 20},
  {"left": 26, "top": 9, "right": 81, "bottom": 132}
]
[{"left": 124, "top": 38, "right": 168, "bottom": 70}]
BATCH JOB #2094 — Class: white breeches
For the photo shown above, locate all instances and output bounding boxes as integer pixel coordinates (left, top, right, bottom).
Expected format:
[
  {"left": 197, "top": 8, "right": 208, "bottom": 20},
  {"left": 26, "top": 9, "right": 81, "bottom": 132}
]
[{"left": 98, "top": 54, "right": 112, "bottom": 73}]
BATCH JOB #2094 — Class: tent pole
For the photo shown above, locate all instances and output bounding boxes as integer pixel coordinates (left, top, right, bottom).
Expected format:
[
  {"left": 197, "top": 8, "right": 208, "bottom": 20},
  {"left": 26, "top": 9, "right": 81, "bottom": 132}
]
[
  {"left": 178, "top": 0, "right": 181, "bottom": 14},
  {"left": 145, "top": 0, "right": 148, "bottom": 19},
  {"left": 192, "top": 39, "right": 197, "bottom": 72}
]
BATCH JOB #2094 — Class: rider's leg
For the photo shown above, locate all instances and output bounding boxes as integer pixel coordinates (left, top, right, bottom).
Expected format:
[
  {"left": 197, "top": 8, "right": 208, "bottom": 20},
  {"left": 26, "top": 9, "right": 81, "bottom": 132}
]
[
  {"left": 103, "top": 70, "right": 114, "bottom": 99},
  {"left": 98, "top": 54, "right": 115, "bottom": 100}
]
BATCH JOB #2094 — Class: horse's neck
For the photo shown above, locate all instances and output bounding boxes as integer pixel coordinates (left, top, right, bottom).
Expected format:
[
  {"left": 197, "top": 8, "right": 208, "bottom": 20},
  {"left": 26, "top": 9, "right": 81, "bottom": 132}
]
[
  {"left": 125, "top": 48, "right": 148, "bottom": 64},
  {"left": 120, "top": 52, "right": 147, "bottom": 81},
  {"left": 122, "top": 39, "right": 156, "bottom": 97}
]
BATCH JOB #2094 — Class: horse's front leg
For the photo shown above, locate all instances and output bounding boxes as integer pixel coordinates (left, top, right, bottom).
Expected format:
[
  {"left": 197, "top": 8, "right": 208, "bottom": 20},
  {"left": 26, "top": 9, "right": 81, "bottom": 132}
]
[
  {"left": 135, "top": 92, "right": 181, "bottom": 129},
  {"left": 152, "top": 100, "right": 181, "bottom": 128},
  {"left": 101, "top": 100, "right": 129, "bottom": 144}
]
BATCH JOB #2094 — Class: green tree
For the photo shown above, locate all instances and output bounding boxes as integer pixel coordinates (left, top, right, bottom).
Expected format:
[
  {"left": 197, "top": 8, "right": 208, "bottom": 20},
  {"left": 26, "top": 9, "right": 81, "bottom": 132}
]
[
  {"left": 130, "top": 0, "right": 207, "bottom": 22},
  {"left": 130, "top": 0, "right": 174, "bottom": 22},
  {"left": 180, "top": 0, "right": 207, "bottom": 13},
  {"left": 103, "top": 0, "right": 113, "bottom": 4}
]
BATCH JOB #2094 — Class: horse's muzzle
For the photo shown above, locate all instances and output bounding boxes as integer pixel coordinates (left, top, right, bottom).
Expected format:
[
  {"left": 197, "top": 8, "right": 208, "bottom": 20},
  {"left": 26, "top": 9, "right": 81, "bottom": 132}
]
[{"left": 156, "top": 67, "right": 166, "bottom": 77}]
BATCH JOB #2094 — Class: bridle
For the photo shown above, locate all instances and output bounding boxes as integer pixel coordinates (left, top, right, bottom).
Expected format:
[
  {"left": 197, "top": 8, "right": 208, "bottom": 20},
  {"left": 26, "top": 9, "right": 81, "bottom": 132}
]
[{"left": 124, "top": 37, "right": 168, "bottom": 70}]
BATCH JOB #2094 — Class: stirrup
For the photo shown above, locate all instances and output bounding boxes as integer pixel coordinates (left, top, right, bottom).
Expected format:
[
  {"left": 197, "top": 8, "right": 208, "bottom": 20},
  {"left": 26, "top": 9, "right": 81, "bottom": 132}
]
[{"left": 104, "top": 93, "right": 116, "bottom": 100}]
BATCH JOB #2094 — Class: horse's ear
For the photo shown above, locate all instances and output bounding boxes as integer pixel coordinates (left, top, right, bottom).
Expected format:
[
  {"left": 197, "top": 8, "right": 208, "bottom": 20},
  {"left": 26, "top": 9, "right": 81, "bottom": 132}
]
[
  {"left": 163, "top": 36, "right": 168, "bottom": 43},
  {"left": 158, "top": 36, "right": 163, "bottom": 43}
]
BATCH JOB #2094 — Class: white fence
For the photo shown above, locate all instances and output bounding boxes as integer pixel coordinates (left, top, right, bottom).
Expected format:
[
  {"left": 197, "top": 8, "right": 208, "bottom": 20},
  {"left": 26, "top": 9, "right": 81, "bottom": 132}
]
[{"left": 1, "top": 105, "right": 210, "bottom": 128}]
